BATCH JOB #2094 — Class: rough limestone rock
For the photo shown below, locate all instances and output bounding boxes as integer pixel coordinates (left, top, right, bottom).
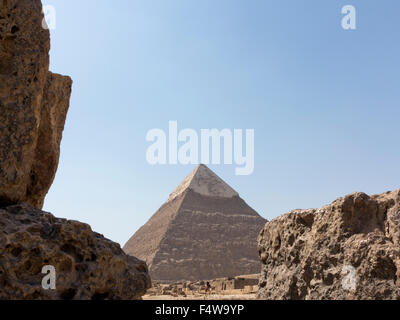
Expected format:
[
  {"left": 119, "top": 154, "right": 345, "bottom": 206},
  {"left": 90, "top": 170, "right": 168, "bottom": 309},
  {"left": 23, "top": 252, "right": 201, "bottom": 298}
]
[
  {"left": 258, "top": 189, "right": 400, "bottom": 300},
  {"left": 0, "top": 0, "right": 72, "bottom": 208},
  {"left": 27, "top": 73, "right": 72, "bottom": 208},
  {"left": 124, "top": 164, "right": 267, "bottom": 281},
  {"left": 0, "top": 204, "right": 151, "bottom": 300},
  {"left": 0, "top": 0, "right": 151, "bottom": 300}
]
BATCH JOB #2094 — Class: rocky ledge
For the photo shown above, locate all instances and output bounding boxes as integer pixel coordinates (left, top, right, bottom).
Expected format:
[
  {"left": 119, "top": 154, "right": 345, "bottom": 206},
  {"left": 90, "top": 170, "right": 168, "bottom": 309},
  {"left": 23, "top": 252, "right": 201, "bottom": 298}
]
[
  {"left": 258, "top": 189, "right": 400, "bottom": 300},
  {"left": 0, "top": 204, "right": 151, "bottom": 300}
]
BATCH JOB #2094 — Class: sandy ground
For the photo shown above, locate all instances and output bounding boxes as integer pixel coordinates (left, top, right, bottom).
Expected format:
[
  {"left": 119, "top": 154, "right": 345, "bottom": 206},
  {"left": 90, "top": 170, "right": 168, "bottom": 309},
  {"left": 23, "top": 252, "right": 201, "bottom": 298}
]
[{"left": 143, "top": 294, "right": 257, "bottom": 300}]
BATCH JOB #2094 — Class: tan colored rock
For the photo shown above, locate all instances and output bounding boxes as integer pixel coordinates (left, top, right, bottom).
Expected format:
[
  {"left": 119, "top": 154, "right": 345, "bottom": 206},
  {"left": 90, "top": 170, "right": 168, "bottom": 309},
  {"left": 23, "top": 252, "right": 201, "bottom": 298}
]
[
  {"left": 257, "top": 190, "right": 400, "bottom": 300},
  {"left": 27, "top": 73, "right": 72, "bottom": 208},
  {"left": 0, "top": 0, "right": 72, "bottom": 208},
  {"left": 0, "top": 0, "right": 151, "bottom": 300},
  {"left": 0, "top": 204, "right": 151, "bottom": 300},
  {"left": 124, "top": 164, "right": 266, "bottom": 281}
]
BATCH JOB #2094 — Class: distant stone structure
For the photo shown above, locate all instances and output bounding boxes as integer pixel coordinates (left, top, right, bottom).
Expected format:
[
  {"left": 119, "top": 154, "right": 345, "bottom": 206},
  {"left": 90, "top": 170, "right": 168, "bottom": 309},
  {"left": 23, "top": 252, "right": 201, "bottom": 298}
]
[
  {"left": 213, "top": 276, "right": 259, "bottom": 292},
  {"left": 124, "top": 164, "right": 266, "bottom": 281},
  {"left": 147, "top": 274, "right": 260, "bottom": 298}
]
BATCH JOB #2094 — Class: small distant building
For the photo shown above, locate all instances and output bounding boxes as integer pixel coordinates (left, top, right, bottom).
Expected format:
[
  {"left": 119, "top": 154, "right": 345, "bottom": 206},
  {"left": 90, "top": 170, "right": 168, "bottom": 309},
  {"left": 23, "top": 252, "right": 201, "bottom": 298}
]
[{"left": 212, "top": 276, "right": 259, "bottom": 291}]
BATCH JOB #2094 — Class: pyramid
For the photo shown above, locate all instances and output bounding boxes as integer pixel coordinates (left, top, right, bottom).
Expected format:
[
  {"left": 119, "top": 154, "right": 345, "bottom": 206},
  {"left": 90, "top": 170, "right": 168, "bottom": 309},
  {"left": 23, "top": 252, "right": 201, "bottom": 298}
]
[{"left": 123, "top": 164, "right": 267, "bottom": 281}]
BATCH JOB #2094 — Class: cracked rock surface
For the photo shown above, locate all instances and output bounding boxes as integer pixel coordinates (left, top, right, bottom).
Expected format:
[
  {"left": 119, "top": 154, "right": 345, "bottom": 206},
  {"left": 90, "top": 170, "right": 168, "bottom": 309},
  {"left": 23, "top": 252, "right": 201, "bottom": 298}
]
[
  {"left": 0, "top": 204, "right": 151, "bottom": 300},
  {"left": 0, "top": 0, "right": 151, "bottom": 300},
  {"left": 258, "top": 189, "right": 400, "bottom": 300},
  {"left": 0, "top": 0, "right": 71, "bottom": 208}
]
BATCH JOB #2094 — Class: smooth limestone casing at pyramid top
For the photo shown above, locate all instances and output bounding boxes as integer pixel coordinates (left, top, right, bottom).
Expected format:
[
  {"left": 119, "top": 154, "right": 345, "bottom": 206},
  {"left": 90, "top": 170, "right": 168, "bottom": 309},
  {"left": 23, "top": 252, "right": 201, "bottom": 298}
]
[{"left": 123, "top": 165, "right": 267, "bottom": 281}]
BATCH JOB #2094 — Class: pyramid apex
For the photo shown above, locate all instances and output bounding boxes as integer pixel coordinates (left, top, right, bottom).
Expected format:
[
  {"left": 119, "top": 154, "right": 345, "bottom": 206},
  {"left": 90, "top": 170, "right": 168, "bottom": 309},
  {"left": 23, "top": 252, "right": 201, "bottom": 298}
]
[
  {"left": 168, "top": 165, "right": 239, "bottom": 202},
  {"left": 195, "top": 163, "right": 208, "bottom": 170}
]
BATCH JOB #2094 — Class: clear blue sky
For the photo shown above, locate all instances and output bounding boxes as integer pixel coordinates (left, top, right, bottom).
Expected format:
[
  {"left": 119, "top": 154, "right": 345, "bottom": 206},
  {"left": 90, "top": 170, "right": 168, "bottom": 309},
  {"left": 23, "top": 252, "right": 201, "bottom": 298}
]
[{"left": 45, "top": 0, "right": 400, "bottom": 246}]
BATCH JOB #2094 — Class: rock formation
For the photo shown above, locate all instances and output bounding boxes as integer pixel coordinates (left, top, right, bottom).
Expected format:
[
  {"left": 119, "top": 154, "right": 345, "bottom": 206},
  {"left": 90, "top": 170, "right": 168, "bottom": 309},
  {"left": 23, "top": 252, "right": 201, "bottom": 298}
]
[
  {"left": 258, "top": 189, "right": 400, "bottom": 300},
  {"left": 124, "top": 164, "right": 266, "bottom": 281},
  {"left": 0, "top": 0, "right": 151, "bottom": 300},
  {"left": 0, "top": 0, "right": 71, "bottom": 209},
  {"left": 0, "top": 204, "right": 150, "bottom": 300}
]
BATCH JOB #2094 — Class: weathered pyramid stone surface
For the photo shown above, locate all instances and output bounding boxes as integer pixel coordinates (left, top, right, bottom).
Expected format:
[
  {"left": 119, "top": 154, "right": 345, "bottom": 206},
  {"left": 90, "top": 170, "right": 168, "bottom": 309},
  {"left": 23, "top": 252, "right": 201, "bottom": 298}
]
[{"left": 124, "top": 165, "right": 266, "bottom": 281}]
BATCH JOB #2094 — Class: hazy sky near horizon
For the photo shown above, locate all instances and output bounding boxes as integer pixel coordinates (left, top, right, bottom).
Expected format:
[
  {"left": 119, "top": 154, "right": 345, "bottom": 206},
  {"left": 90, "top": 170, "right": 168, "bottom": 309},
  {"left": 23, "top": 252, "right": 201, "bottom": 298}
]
[{"left": 45, "top": 0, "right": 400, "bottom": 246}]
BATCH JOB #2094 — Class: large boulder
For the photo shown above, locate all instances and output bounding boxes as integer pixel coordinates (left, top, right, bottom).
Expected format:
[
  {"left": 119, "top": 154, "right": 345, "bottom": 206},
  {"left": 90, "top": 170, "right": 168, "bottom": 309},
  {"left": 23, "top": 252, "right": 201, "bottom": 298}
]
[
  {"left": 0, "top": 0, "right": 151, "bottom": 300},
  {"left": 0, "top": 204, "right": 151, "bottom": 300},
  {"left": 258, "top": 189, "right": 400, "bottom": 300},
  {"left": 0, "top": 0, "right": 72, "bottom": 208}
]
